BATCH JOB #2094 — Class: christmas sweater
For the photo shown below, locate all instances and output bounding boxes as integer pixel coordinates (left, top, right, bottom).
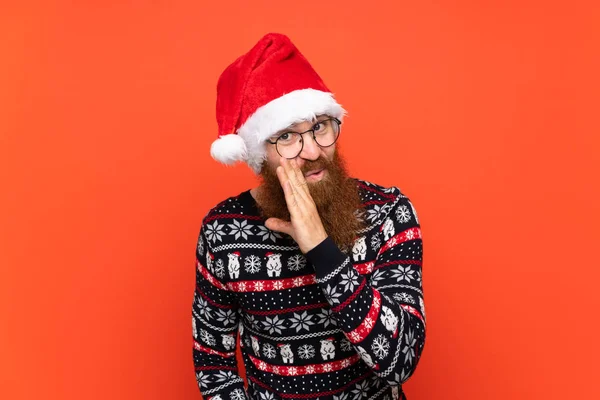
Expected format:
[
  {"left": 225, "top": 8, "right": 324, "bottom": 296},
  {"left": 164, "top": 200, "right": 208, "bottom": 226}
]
[{"left": 192, "top": 179, "right": 426, "bottom": 400}]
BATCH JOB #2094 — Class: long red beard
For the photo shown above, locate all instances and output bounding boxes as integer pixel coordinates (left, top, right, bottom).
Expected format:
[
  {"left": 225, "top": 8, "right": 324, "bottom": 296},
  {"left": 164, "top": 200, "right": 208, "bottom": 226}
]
[{"left": 254, "top": 151, "right": 366, "bottom": 253}]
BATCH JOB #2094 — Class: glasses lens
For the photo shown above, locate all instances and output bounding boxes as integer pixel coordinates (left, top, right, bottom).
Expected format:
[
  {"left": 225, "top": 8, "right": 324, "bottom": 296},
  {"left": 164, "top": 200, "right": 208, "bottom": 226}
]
[
  {"left": 314, "top": 119, "right": 340, "bottom": 147},
  {"left": 276, "top": 132, "right": 303, "bottom": 158}
]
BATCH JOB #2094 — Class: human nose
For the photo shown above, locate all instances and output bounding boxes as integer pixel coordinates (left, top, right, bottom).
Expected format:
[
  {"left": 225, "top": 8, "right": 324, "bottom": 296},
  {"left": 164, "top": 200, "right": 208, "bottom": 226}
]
[{"left": 298, "top": 132, "right": 321, "bottom": 160}]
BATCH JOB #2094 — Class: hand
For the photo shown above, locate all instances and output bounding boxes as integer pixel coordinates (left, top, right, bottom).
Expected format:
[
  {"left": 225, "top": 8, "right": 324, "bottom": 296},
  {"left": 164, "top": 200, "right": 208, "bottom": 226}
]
[{"left": 264, "top": 158, "right": 328, "bottom": 253}]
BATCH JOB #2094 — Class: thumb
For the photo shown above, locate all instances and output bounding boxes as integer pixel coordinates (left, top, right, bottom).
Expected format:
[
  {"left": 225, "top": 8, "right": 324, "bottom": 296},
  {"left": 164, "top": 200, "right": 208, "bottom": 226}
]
[{"left": 265, "top": 218, "right": 293, "bottom": 236}]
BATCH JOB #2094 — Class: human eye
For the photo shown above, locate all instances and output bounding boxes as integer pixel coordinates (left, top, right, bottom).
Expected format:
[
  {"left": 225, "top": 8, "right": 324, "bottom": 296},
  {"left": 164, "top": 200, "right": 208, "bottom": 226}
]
[
  {"left": 277, "top": 132, "right": 294, "bottom": 143},
  {"left": 313, "top": 121, "right": 326, "bottom": 133},
  {"left": 313, "top": 120, "right": 331, "bottom": 135}
]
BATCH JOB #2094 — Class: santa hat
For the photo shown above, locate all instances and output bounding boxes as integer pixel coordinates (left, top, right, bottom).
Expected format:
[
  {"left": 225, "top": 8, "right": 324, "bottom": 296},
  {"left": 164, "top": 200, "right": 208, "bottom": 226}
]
[
  {"left": 210, "top": 33, "right": 346, "bottom": 173},
  {"left": 265, "top": 252, "right": 274, "bottom": 257},
  {"left": 232, "top": 251, "right": 241, "bottom": 257}
]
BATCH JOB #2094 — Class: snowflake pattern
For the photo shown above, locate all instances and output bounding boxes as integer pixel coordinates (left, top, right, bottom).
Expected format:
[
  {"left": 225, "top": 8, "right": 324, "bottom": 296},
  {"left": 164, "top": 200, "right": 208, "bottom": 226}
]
[
  {"left": 323, "top": 284, "right": 342, "bottom": 305},
  {"left": 200, "top": 329, "right": 216, "bottom": 346},
  {"left": 368, "top": 203, "right": 394, "bottom": 222},
  {"left": 333, "top": 393, "right": 349, "bottom": 400},
  {"left": 262, "top": 343, "right": 276, "bottom": 359},
  {"left": 297, "top": 344, "right": 315, "bottom": 359},
  {"left": 230, "top": 388, "right": 245, "bottom": 400},
  {"left": 403, "top": 329, "right": 416, "bottom": 364},
  {"left": 391, "top": 265, "right": 415, "bottom": 283},
  {"left": 366, "top": 205, "right": 384, "bottom": 223},
  {"left": 214, "top": 370, "right": 235, "bottom": 382},
  {"left": 214, "top": 259, "right": 225, "bottom": 278},
  {"left": 393, "top": 292, "right": 416, "bottom": 304},
  {"left": 260, "top": 392, "right": 275, "bottom": 400},
  {"left": 195, "top": 295, "right": 212, "bottom": 321},
  {"left": 196, "top": 371, "right": 211, "bottom": 388},
  {"left": 228, "top": 219, "right": 253, "bottom": 240},
  {"left": 244, "top": 255, "right": 262, "bottom": 274},
  {"left": 289, "top": 311, "right": 314, "bottom": 332},
  {"left": 205, "top": 220, "right": 225, "bottom": 243},
  {"left": 339, "top": 268, "right": 360, "bottom": 293},
  {"left": 369, "top": 269, "right": 386, "bottom": 287},
  {"left": 316, "top": 308, "right": 337, "bottom": 328},
  {"left": 246, "top": 314, "right": 261, "bottom": 330},
  {"left": 400, "top": 368, "right": 412, "bottom": 383},
  {"left": 370, "top": 234, "right": 381, "bottom": 252},
  {"left": 370, "top": 374, "right": 385, "bottom": 390},
  {"left": 256, "top": 225, "right": 282, "bottom": 242},
  {"left": 415, "top": 269, "right": 422, "bottom": 283},
  {"left": 395, "top": 204, "right": 412, "bottom": 223},
  {"left": 371, "top": 334, "right": 390, "bottom": 359},
  {"left": 197, "top": 233, "right": 205, "bottom": 256},
  {"left": 287, "top": 254, "right": 307, "bottom": 271},
  {"left": 386, "top": 372, "right": 402, "bottom": 387},
  {"left": 351, "top": 381, "right": 370, "bottom": 400},
  {"left": 215, "top": 309, "right": 237, "bottom": 326},
  {"left": 340, "top": 338, "right": 353, "bottom": 352},
  {"left": 262, "top": 315, "right": 285, "bottom": 334}
]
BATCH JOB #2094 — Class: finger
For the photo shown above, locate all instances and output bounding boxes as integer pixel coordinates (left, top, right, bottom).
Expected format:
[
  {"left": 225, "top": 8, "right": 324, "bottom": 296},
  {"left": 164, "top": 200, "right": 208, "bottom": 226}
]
[
  {"left": 281, "top": 158, "right": 310, "bottom": 203},
  {"left": 264, "top": 217, "right": 294, "bottom": 236},
  {"left": 289, "top": 159, "right": 312, "bottom": 199},
  {"left": 276, "top": 166, "right": 302, "bottom": 217}
]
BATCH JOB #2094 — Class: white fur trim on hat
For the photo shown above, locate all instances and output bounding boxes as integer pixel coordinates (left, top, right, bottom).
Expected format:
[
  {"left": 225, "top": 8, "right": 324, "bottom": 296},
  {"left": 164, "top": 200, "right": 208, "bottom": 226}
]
[
  {"left": 210, "top": 133, "right": 248, "bottom": 165},
  {"left": 238, "top": 88, "right": 346, "bottom": 174}
]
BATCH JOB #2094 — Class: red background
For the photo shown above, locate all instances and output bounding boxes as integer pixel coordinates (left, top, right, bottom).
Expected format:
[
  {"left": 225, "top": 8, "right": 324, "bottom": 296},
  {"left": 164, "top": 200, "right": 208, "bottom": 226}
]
[{"left": 1, "top": 1, "right": 599, "bottom": 399}]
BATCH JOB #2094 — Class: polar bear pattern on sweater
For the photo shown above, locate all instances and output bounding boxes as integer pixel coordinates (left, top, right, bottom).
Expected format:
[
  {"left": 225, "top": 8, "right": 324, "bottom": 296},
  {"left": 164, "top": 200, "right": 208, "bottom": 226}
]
[
  {"left": 222, "top": 334, "right": 235, "bottom": 351},
  {"left": 251, "top": 336, "right": 260, "bottom": 355},
  {"left": 352, "top": 236, "right": 367, "bottom": 261},
  {"left": 279, "top": 344, "right": 294, "bottom": 364},
  {"left": 381, "top": 305, "right": 399, "bottom": 338},
  {"left": 265, "top": 252, "right": 282, "bottom": 277},
  {"left": 320, "top": 338, "right": 335, "bottom": 360},
  {"left": 227, "top": 252, "right": 241, "bottom": 279},
  {"left": 206, "top": 251, "right": 214, "bottom": 273},
  {"left": 382, "top": 218, "right": 395, "bottom": 241}
]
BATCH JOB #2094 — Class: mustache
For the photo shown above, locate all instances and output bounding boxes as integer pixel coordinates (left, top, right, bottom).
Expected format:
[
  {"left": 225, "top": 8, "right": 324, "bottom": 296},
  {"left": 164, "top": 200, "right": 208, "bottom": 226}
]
[{"left": 300, "top": 158, "right": 331, "bottom": 174}]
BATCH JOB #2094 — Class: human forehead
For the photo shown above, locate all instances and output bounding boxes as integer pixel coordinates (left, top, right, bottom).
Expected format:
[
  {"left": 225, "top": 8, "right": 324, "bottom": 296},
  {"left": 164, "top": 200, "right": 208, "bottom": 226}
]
[{"left": 280, "top": 114, "right": 330, "bottom": 133}]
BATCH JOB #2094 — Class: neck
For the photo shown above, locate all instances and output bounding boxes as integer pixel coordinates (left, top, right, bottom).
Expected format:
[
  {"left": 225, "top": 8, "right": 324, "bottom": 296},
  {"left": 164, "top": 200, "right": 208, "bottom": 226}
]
[{"left": 249, "top": 187, "right": 260, "bottom": 203}]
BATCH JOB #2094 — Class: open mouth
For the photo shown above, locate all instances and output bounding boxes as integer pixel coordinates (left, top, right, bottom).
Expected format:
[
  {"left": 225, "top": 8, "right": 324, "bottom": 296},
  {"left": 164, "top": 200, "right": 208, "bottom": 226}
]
[{"left": 304, "top": 168, "right": 325, "bottom": 181}]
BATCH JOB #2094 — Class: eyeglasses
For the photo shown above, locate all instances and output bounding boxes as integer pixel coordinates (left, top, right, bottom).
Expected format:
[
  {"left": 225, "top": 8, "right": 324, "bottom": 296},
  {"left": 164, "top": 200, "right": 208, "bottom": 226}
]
[{"left": 267, "top": 117, "right": 342, "bottom": 159}]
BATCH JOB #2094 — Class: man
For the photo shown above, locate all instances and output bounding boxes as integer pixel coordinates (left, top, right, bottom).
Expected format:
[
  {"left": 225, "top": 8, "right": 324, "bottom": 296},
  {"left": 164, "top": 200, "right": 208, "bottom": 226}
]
[{"left": 192, "top": 33, "right": 426, "bottom": 400}]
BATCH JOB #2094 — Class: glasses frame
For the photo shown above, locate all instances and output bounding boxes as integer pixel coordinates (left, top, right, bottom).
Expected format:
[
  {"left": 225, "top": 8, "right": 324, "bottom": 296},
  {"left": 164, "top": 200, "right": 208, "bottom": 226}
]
[{"left": 266, "top": 117, "right": 342, "bottom": 159}]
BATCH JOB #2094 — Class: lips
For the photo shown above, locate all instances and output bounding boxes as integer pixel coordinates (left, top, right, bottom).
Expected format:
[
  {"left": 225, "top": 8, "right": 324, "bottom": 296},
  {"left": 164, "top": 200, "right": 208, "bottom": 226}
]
[{"left": 304, "top": 168, "right": 324, "bottom": 177}]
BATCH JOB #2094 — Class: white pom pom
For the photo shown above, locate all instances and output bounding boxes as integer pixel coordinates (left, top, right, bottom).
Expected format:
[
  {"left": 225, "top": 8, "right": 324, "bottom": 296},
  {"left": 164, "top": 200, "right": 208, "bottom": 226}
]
[{"left": 210, "top": 134, "right": 248, "bottom": 165}]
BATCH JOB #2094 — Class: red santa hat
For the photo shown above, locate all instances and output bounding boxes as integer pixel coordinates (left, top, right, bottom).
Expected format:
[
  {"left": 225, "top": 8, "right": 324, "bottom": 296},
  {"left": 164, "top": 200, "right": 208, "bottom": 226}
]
[
  {"left": 232, "top": 251, "right": 241, "bottom": 257},
  {"left": 210, "top": 33, "right": 346, "bottom": 173}
]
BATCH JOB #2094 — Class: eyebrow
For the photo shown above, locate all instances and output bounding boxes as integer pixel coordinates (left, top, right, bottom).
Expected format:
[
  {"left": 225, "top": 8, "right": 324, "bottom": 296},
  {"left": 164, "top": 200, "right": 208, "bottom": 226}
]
[{"left": 276, "top": 115, "right": 329, "bottom": 135}]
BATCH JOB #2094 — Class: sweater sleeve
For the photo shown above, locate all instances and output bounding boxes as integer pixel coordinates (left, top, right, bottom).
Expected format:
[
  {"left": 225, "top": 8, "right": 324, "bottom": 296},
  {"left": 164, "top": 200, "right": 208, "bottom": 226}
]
[
  {"left": 306, "top": 194, "right": 426, "bottom": 386},
  {"left": 192, "top": 223, "right": 249, "bottom": 400}
]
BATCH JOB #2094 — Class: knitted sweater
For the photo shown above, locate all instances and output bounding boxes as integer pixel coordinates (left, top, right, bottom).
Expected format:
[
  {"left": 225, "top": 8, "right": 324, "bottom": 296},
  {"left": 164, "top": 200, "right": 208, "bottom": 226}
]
[{"left": 192, "top": 179, "right": 426, "bottom": 400}]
